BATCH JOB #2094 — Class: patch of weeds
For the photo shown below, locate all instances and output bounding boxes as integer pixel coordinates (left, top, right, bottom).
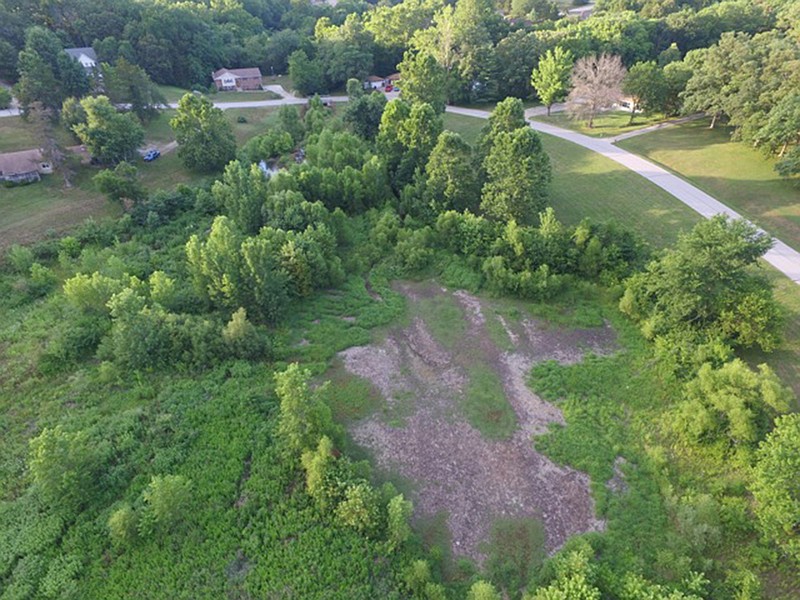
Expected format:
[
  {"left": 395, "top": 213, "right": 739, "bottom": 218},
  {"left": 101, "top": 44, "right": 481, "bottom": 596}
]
[
  {"left": 481, "top": 517, "right": 546, "bottom": 598},
  {"left": 323, "top": 368, "right": 383, "bottom": 422},
  {"left": 415, "top": 293, "right": 466, "bottom": 350},
  {"left": 437, "top": 255, "right": 483, "bottom": 292},
  {"left": 416, "top": 511, "right": 457, "bottom": 579},
  {"left": 527, "top": 305, "right": 685, "bottom": 577},
  {"left": 463, "top": 363, "right": 517, "bottom": 440},
  {"left": 523, "top": 284, "right": 611, "bottom": 328},
  {"left": 484, "top": 309, "right": 515, "bottom": 352},
  {"left": 277, "top": 274, "right": 405, "bottom": 363}
]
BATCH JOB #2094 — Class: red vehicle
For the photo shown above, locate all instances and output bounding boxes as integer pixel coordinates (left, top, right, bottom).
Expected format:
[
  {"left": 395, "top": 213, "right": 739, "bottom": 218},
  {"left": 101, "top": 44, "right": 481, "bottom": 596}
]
[{"left": 385, "top": 84, "right": 394, "bottom": 92}]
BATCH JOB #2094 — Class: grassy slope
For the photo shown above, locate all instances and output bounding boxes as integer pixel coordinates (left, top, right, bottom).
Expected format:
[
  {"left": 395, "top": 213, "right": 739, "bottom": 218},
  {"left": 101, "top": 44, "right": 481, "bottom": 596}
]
[
  {"left": 618, "top": 119, "right": 800, "bottom": 252},
  {"left": 442, "top": 112, "right": 702, "bottom": 249}
]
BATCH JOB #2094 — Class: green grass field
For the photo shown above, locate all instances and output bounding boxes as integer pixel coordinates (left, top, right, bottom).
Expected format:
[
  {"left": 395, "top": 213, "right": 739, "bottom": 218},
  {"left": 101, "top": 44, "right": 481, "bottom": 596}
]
[
  {"left": 442, "top": 113, "right": 701, "bottom": 249},
  {"left": 618, "top": 119, "right": 800, "bottom": 252},
  {"left": 0, "top": 116, "right": 78, "bottom": 153},
  {"left": 442, "top": 113, "right": 486, "bottom": 146},
  {"left": 0, "top": 165, "right": 119, "bottom": 252},
  {"left": 531, "top": 110, "right": 668, "bottom": 138},
  {"left": 2, "top": 106, "right": 280, "bottom": 250},
  {"left": 156, "top": 85, "right": 281, "bottom": 104}
]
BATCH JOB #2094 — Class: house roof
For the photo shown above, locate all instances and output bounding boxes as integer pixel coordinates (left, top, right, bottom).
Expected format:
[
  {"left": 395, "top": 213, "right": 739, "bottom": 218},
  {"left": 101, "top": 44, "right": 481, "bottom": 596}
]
[
  {"left": 387, "top": 73, "right": 401, "bottom": 81},
  {"left": 64, "top": 47, "right": 97, "bottom": 62},
  {"left": 365, "top": 75, "right": 384, "bottom": 82},
  {"left": 212, "top": 67, "right": 263, "bottom": 80},
  {"left": 0, "top": 149, "right": 44, "bottom": 176}
]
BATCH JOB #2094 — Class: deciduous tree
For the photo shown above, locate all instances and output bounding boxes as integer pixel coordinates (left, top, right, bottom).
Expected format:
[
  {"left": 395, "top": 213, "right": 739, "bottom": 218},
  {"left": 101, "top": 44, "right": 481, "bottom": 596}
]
[
  {"left": 94, "top": 161, "right": 147, "bottom": 205},
  {"left": 620, "top": 216, "right": 781, "bottom": 354},
  {"left": 424, "top": 131, "right": 479, "bottom": 214},
  {"left": 622, "top": 61, "right": 667, "bottom": 123},
  {"left": 531, "top": 47, "right": 573, "bottom": 116},
  {"left": 74, "top": 95, "right": 144, "bottom": 164},
  {"left": 481, "top": 127, "right": 551, "bottom": 224},
  {"left": 170, "top": 93, "right": 236, "bottom": 172},
  {"left": 566, "top": 54, "right": 626, "bottom": 128},
  {"left": 275, "top": 363, "right": 334, "bottom": 455},
  {"left": 398, "top": 49, "right": 448, "bottom": 114},
  {"left": 750, "top": 413, "right": 800, "bottom": 563}
]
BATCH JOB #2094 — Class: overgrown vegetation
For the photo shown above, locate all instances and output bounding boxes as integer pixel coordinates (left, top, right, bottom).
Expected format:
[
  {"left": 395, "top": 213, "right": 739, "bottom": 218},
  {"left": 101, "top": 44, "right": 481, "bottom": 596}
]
[{"left": 2, "top": 2, "right": 799, "bottom": 596}]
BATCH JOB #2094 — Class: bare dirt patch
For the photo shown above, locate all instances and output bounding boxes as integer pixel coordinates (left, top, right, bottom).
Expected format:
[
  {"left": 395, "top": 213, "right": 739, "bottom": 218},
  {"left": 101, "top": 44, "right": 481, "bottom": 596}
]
[{"left": 338, "top": 281, "right": 616, "bottom": 564}]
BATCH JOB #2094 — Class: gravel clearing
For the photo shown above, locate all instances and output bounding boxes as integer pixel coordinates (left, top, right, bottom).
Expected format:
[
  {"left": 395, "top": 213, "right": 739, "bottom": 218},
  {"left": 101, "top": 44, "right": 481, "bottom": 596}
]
[{"left": 338, "top": 282, "right": 616, "bottom": 563}]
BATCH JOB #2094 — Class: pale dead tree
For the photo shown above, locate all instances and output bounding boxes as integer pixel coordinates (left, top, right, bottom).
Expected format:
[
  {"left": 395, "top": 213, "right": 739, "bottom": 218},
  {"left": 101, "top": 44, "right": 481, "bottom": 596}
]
[
  {"left": 566, "top": 54, "right": 627, "bottom": 128},
  {"left": 28, "top": 101, "right": 74, "bottom": 187}
]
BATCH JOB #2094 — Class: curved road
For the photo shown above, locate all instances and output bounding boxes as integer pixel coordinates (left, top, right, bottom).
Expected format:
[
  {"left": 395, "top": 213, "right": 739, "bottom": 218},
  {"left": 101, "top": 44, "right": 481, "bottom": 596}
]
[
  {"left": 447, "top": 106, "right": 800, "bottom": 284},
  {"left": 3, "top": 90, "right": 798, "bottom": 283}
]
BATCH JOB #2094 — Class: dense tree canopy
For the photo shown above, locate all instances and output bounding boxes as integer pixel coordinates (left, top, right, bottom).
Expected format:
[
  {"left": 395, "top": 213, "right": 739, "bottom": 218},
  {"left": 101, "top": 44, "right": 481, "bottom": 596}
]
[
  {"left": 620, "top": 216, "right": 781, "bottom": 358},
  {"left": 73, "top": 95, "right": 144, "bottom": 164},
  {"left": 170, "top": 93, "right": 236, "bottom": 172}
]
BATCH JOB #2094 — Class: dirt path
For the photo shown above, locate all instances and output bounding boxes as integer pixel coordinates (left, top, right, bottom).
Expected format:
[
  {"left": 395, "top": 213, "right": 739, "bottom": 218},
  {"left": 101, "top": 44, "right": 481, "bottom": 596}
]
[{"left": 339, "top": 282, "right": 614, "bottom": 563}]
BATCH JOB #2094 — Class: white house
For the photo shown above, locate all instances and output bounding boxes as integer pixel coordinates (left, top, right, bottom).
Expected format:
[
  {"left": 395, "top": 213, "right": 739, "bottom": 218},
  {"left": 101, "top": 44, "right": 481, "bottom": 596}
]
[
  {"left": 64, "top": 47, "right": 98, "bottom": 73},
  {"left": 363, "top": 75, "right": 385, "bottom": 90}
]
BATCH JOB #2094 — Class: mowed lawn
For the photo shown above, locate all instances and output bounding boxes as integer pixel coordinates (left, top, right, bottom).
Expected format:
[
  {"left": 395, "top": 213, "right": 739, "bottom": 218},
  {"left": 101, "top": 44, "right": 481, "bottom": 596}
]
[
  {"left": 531, "top": 110, "right": 668, "bottom": 138},
  {"left": 442, "top": 112, "right": 701, "bottom": 248},
  {"left": 443, "top": 111, "right": 800, "bottom": 397},
  {"left": 618, "top": 119, "right": 800, "bottom": 251},
  {"left": 155, "top": 85, "right": 281, "bottom": 104},
  {"left": 2, "top": 106, "right": 280, "bottom": 249},
  {"left": 0, "top": 166, "right": 120, "bottom": 252}
]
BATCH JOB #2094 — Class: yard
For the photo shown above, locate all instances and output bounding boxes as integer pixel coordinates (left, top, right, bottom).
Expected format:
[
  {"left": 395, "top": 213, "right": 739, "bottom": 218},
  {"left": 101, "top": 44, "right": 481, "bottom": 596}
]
[
  {"left": 442, "top": 112, "right": 701, "bottom": 249},
  {"left": 618, "top": 118, "right": 800, "bottom": 252},
  {"left": 2, "top": 106, "right": 281, "bottom": 251},
  {"left": 155, "top": 84, "right": 281, "bottom": 104},
  {"left": 0, "top": 164, "right": 119, "bottom": 252},
  {"left": 530, "top": 110, "right": 669, "bottom": 138},
  {"left": 0, "top": 116, "right": 77, "bottom": 153}
]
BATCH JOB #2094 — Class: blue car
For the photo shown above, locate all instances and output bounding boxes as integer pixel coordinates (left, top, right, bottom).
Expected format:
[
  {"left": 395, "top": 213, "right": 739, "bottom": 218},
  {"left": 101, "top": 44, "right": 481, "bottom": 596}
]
[{"left": 143, "top": 149, "right": 161, "bottom": 162}]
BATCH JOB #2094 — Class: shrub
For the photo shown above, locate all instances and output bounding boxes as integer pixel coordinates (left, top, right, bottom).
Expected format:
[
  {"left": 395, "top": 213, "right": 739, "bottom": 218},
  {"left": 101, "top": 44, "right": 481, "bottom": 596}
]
[
  {"left": 6, "top": 244, "right": 35, "bottom": 273},
  {"left": 108, "top": 504, "right": 138, "bottom": 548}
]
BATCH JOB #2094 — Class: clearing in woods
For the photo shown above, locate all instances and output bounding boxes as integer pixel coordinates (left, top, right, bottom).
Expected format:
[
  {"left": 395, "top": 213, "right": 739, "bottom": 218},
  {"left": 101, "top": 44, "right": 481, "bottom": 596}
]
[{"left": 337, "top": 281, "right": 616, "bottom": 563}]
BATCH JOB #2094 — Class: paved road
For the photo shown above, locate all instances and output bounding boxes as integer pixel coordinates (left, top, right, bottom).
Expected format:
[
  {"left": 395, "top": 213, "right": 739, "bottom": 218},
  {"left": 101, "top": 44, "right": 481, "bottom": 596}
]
[{"left": 447, "top": 106, "right": 800, "bottom": 284}]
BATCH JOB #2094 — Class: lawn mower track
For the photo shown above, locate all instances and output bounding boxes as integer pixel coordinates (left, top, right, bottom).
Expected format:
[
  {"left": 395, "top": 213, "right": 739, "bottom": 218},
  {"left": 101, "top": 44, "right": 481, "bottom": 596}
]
[{"left": 339, "top": 282, "right": 616, "bottom": 563}]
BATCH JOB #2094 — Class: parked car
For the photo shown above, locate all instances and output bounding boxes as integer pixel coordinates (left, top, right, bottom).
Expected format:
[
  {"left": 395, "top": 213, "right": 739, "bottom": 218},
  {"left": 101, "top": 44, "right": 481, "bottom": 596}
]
[
  {"left": 385, "top": 85, "right": 393, "bottom": 92},
  {"left": 143, "top": 149, "right": 161, "bottom": 162}
]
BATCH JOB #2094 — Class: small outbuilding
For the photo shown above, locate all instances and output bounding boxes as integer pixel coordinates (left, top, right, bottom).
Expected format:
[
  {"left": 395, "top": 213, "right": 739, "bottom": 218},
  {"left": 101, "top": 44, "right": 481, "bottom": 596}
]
[
  {"left": 211, "top": 68, "right": 264, "bottom": 91},
  {"left": 0, "top": 149, "right": 53, "bottom": 185}
]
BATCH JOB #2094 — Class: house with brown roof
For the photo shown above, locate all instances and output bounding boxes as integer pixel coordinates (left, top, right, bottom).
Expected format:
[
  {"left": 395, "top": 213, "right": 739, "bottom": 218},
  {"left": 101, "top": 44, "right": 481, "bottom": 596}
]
[
  {"left": 211, "top": 68, "right": 263, "bottom": 91},
  {"left": 0, "top": 149, "right": 52, "bottom": 185}
]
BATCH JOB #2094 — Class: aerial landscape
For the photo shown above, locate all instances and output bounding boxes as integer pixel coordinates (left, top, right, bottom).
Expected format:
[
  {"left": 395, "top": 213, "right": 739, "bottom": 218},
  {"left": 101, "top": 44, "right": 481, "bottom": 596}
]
[{"left": 0, "top": 0, "right": 799, "bottom": 597}]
